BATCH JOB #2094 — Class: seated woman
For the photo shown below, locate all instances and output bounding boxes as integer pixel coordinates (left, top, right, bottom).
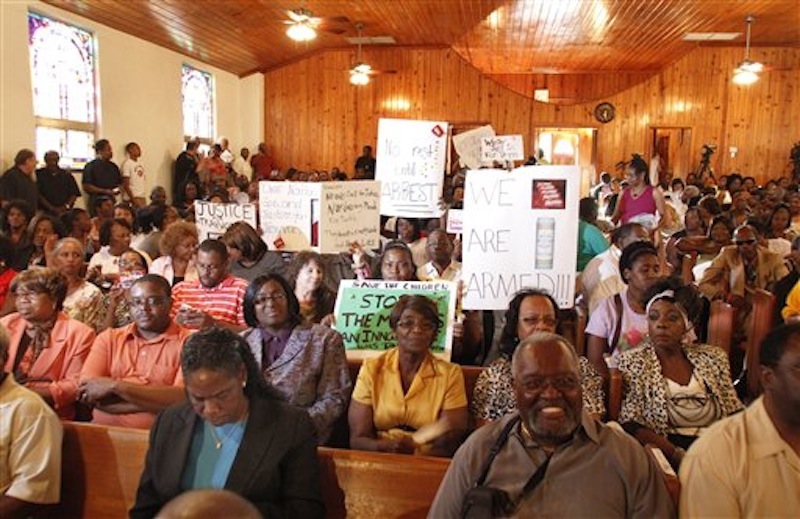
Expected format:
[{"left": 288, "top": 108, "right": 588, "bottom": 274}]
[
  {"left": 241, "top": 274, "right": 350, "bottom": 444},
  {"left": 174, "top": 179, "right": 200, "bottom": 221},
  {"left": 220, "top": 222, "right": 284, "bottom": 283},
  {"left": 766, "top": 203, "right": 793, "bottom": 257},
  {"left": 586, "top": 241, "right": 662, "bottom": 379},
  {"left": 0, "top": 235, "right": 18, "bottom": 318},
  {"left": 149, "top": 221, "right": 199, "bottom": 286},
  {"left": 618, "top": 278, "right": 743, "bottom": 469},
  {"left": 349, "top": 295, "right": 468, "bottom": 456},
  {"left": 103, "top": 249, "right": 149, "bottom": 330},
  {"left": 14, "top": 213, "right": 66, "bottom": 269},
  {"left": 666, "top": 207, "right": 706, "bottom": 270},
  {"left": 675, "top": 215, "right": 734, "bottom": 280},
  {"left": 60, "top": 207, "right": 95, "bottom": 259},
  {"left": 2, "top": 199, "right": 34, "bottom": 249},
  {"left": 471, "top": 288, "right": 605, "bottom": 427},
  {"left": 0, "top": 267, "right": 95, "bottom": 419},
  {"left": 52, "top": 237, "right": 105, "bottom": 332},
  {"left": 353, "top": 240, "right": 419, "bottom": 281},
  {"left": 130, "top": 327, "right": 324, "bottom": 519},
  {"left": 285, "top": 251, "right": 336, "bottom": 325},
  {"left": 87, "top": 218, "right": 149, "bottom": 285},
  {"left": 395, "top": 217, "right": 428, "bottom": 268}
]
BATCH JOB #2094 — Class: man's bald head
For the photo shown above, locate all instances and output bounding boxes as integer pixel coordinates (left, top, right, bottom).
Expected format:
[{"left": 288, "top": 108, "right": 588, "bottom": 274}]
[{"left": 156, "top": 489, "right": 261, "bottom": 519}]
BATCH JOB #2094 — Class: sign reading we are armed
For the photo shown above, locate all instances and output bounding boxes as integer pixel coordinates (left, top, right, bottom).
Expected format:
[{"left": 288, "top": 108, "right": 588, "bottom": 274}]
[{"left": 333, "top": 279, "right": 457, "bottom": 361}]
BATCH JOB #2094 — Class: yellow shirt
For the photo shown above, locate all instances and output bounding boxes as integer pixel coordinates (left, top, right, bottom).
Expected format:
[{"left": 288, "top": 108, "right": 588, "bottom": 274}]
[
  {"left": 679, "top": 397, "right": 800, "bottom": 518},
  {"left": 352, "top": 348, "right": 467, "bottom": 436},
  {"left": 782, "top": 278, "right": 800, "bottom": 322}
]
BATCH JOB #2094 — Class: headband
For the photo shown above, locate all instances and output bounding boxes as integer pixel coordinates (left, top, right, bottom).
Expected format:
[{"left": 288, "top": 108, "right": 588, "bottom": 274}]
[{"left": 645, "top": 289, "right": 696, "bottom": 342}]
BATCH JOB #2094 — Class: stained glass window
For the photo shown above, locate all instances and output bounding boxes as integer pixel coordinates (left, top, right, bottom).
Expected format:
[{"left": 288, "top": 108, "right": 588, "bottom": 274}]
[
  {"left": 182, "top": 64, "right": 215, "bottom": 141},
  {"left": 28, "top": 12, "right": 97, "bottom": 166}
]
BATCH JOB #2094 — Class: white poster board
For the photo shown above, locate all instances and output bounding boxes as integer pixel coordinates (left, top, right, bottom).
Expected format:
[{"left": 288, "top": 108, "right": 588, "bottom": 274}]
[
  {"left": 452, "top": 125, "right": 495, "bottom": 169},
  {"left": 446, "top": 208, "right": 464, "bottom": 234},
  {"left": 194, "top": 201, "right": 258, "bottom": 241},
  {"left": 481, "top": 135, "right": 525, "bottom": 162},
  {"left": 462, "top": 166, "right": 580, "bottom": 310},
  {"left": 376, "top": 118, "right": 449, "bottom": 218},
  {"left": 259, "top": 181, "right": 380, "bottom": 253}
]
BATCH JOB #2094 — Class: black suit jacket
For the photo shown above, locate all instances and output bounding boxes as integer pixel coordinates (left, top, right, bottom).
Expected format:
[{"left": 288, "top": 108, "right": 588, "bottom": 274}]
[{"left": 130, "top": 394, "right": 325, "bottom": 519}]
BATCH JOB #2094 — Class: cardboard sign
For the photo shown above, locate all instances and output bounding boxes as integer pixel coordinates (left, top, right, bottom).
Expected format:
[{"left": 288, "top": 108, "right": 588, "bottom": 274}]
[
  {"left": 446, "top": 208, "right": 464, "bottom": 234},
  {"left": 452, "top": 125, "right": 495, "bottom": 169},
  {"left": 259, "top": 181, "right": 380, "bottom": 253},
  {"left": 480, "top": 135, "right": 524, "bottom": 162},
  {"left": 194, "top": 201, "right": 257, "bottom": 241},
  {"left": 376, "top": 118, "right": 449, "bottom": 218},
  {"left": 462, "top": 166, "right": 580, "bottom": 310},
  {"left": 333, "top": 279, "right": 458, "bottom": 361}
]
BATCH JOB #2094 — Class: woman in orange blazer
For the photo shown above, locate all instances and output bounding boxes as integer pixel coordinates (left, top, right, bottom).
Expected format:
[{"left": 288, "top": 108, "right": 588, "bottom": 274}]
[{"left": 1, "top": 267, "right": 95, "bottom": 419}]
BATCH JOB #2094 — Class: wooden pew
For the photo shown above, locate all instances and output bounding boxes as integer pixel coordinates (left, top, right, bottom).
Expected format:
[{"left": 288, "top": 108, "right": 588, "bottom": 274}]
[
  {"left": 745, "top": 289, "right": 776, "bottom": 397},
  {"left": 58, "top": 422, "right": 450, "bottom": 519},
  {"left": 706, "top": 299, "right": 734, "bottom": 357}
]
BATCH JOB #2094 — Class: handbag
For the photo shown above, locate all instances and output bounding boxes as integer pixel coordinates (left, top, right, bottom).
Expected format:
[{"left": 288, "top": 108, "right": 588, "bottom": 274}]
[{"left": 461, "top": 416, "right": 551, "bottom": 518}]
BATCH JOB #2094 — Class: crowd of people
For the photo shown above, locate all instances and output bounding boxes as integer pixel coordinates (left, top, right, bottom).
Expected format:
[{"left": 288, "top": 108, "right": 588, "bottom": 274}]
[{"left": 1, "top": 138, "right": 799, "bottom": 518}]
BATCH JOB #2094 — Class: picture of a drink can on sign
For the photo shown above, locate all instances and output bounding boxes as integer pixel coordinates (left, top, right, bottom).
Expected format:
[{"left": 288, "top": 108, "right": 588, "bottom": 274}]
[{"left": 531, "top": 179, "right": 566, "bottom": 210}]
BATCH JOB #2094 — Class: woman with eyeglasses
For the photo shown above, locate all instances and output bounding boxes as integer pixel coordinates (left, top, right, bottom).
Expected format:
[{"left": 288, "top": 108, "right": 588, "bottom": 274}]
[
  {"left": 0, "top": 268, "right": 95, "bottom": 419},
  {"left": 130, "top": 327, "right": 324, "bottom": 518},
  {"left": 471, "top": 288, "right": 605, "bottom": 427},
  {"left": 618, "top": 278, "right": 742, "bottom": 470},
  {"left": 102, "top": 249, "right": 149, "bottom": 330},
  {"left": 240, "top": 274, "right": 350, "bottom": 444},
  {"left": 349, "top": 294, "right": 468, "bottom": 456}
]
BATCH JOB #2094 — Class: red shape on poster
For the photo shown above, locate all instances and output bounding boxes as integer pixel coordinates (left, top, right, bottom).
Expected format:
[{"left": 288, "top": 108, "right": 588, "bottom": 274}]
[{"left": 431, "top": 125, "right": 444, "bottom": 137}]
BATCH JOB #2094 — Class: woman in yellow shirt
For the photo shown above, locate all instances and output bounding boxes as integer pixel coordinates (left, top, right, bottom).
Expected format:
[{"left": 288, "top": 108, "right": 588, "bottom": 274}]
[{"left": 348, "top": 295, "right": 468, "bottom": 456}]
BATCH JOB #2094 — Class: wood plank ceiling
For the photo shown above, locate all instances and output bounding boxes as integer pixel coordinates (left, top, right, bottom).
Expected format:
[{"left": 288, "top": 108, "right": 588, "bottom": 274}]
[{"left": 43, "top": 0, "right": 799, "bottom": 103}]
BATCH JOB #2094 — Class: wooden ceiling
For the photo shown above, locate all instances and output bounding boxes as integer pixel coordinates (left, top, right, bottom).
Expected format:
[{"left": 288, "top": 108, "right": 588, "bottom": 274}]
[{"left": 44, "top": 0, "right": 799, "bottom": 79}]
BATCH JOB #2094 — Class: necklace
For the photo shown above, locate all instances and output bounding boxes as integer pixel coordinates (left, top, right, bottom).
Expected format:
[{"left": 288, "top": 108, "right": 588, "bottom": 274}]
[{"left": 207, "top": 413, "right": 248, "bottom": 450}]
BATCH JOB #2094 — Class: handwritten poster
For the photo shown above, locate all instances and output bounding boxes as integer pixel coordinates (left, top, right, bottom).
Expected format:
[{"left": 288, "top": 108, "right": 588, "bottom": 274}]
[
  {"left": 260, "top": 181, "right": 380, "bottom": 253},
  {"left": 461, "top": 166, "right": 580, "bottom": 310},
  {"left": 194, "top": 201, "right": 258, "bottom": 241},
  {"left": 333, "top": 279, "right": 458, "bottom": 361},
  {"left": 446, "top": 208, "right": 464, "bottom": 234},
  {"left": 452, "top": 125, "right": 495, "bottom": 169},
  {"left": 481, "top": 135, "right": 524, "bottom": 162},
  {"left": 376, "top": 118, "right": 449, "bottom": 218}
]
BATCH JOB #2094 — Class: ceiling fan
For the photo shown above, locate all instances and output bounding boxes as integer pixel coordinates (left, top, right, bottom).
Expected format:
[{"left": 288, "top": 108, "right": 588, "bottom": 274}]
[
  {"left": 284, "top": 7, "right": 349, "bottom": 42},
  {"left": 349, "top": 23, "right": 396, "bottom": 85}
]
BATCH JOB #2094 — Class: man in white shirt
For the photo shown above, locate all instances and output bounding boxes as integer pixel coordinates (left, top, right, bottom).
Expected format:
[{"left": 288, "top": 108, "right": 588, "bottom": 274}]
[
  {"left": 232, "top": 147, "right": 253, "bottom": 180},
  {"left": 417, "top": 229, "right": 461, "bottom": 282},
  {"left": 680, "top": 323, "right": 800, "bottom": 517},
  {"left": 580, "top": 223, "right": 649, "bottom": 312},
  {"left": 217, "top": 136, "right": 234, "bottom": 165},
  {"left": 121, "top": 142, "right": 147, "bottom": 207}
]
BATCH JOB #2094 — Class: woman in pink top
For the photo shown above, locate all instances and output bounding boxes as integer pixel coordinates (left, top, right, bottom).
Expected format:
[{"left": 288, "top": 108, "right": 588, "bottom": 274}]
[{"left": 612, "top": 154, "right": 669, "bottom": 232}]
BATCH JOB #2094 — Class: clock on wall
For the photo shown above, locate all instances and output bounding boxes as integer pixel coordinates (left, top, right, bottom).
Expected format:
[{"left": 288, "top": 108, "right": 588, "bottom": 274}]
[{"left": 594, "top": 102, "right": 616, "bottom": 123}]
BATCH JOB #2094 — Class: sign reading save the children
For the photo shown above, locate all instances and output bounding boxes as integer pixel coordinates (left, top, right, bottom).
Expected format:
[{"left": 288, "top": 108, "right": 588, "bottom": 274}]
[
  {"left": 259, "top": 181, "right": 380, "bottom": 253},
  {"left": 333, "top": 279, "right": 458, "bottom": 361},
  {"left": 194, "top": 201, "right": 258, "bottom": 241},
  {"left": 376, "top": 118, "right": 449, "bottom": 218}
]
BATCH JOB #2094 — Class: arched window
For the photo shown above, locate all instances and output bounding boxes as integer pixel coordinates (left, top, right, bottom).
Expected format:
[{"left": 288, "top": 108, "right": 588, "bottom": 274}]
[
  {"left": 182, "top": 64, "right": 215, "bottom": 143},
  {"left": 28, "top": 12, "right": 96, "bottom": 167}
]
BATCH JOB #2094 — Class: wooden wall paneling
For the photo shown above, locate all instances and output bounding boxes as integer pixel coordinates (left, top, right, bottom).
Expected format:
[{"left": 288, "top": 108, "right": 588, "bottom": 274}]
[{"left": 264, "top": 46, "right": 800, "bottom": 185}]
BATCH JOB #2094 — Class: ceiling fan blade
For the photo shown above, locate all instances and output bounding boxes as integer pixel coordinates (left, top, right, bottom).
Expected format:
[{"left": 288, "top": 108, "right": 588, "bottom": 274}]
[{"left": 320, "top": 26, "right": 347, "bottom": 35}]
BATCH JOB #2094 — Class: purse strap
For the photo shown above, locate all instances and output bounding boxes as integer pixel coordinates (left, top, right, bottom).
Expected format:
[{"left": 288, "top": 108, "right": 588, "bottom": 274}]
[
  {"left": 473, "top": 415, "right": 520, "bottom": 487},
  {"left": 610, "top": 292, "right": 624, "bottom": 353}
]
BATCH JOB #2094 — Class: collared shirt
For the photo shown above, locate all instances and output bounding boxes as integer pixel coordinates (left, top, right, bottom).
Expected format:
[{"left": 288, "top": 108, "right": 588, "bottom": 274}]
[
  {"left": 0, "top": 375, "right": 63, "bottom": 504},
  {"left": 352, "top": 347, "right": 467, "bottom": 435},
  {"left": 416, "top": 260, "right": 462, "bottom": 283},
  {"left": 80, "top": 321, "right": 191, "bottom": 429},
  {"left": 429, "top": 412, "right": 675, "bottom": 518},
  {"left": 171, "top": 275, "right": 249, "bottom": 327},
  {"left": 679, "top": 396, "right": 800, "bottom": 517}
]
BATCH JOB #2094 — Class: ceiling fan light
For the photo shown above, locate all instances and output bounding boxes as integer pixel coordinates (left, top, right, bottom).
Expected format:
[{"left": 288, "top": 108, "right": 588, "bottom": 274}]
[
  {"left": 353, "top": 62, "right": 372, "bottom": 74},
  {"left": 287, "top": 22, "right": 316, "bottom": 42},
  {"left": 349, "top": 70, "right": 369, "bottom": 86},
  {"left": 738, "top": 60, "right": 764, "bottom": 73},
  {"left": 733, "top": 68, "right": 759, "bottom": 85}
]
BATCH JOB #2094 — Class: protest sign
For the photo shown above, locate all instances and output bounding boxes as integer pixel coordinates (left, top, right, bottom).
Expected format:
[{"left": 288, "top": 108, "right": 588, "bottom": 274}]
[
  {"left": 446, "top": 208, "right": 464, "bottom": 234},
  {"left": 260, "top": 181, "right": 380, "bottom": 253},
  {"left": 376, "top": 118, "right": 449, "bottom": 218},
  {"left": 194, "top": 201, "right": 257, "bottom": 241},
  {"left": 462, "top": 166, "right": 580, "bottom": 310},
  {"left": 480, "top": 135, "right": 525, "bottom": 162},
  {"left": 452, "top": 125, "right": 495, "bottom": 169},
  {"left": 333, "top": 279, "right": 458, "bottom": 360}
]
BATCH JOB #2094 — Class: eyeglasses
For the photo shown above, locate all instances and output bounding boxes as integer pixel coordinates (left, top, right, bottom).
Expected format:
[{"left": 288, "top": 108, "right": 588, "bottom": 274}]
[
  {"left": 254, "top": 293, "right": 287, "bottom": 305},
  {"left": 14, "top": 290, "right": 46, "bottom": 301},
  {"left": 396, "top": 320, "right": 437, "bottom": 332},
  {"left": 128, "top": 296, "right": 170, "bottom": 308},
  {"left": 735, "top": 239, "right": 756, "bottom": 246}
]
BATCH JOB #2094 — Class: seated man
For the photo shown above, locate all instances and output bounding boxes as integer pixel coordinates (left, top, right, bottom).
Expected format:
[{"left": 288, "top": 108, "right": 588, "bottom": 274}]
[
  {"left": 429, "top": 332, "right": 674, "bottom": 518},
  {"left": 679, "top": 324, "right": 800, "bottom": 517},
  {"left": 171, "top": 239, "right": 249, "bottom": 332},
  {"left": 0, "top": 325, "right": 63, "bottom": 518},
  {"left": 79, "top": 275, "right": 190, "bottom": 429},
  {"left": 416, "top": 229, "right": 461, "bottom": 282}
]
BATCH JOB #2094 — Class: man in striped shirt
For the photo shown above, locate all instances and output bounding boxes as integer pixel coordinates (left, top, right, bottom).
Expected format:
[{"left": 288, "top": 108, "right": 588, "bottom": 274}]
[{"left": 172, "top": 239, "right": 249, "bottom": 332}]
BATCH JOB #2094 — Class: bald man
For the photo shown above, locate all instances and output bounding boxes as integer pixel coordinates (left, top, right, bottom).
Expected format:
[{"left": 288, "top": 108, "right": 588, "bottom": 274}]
[{"left": 156, "top": 489, "right": 261, "bottom": 519}]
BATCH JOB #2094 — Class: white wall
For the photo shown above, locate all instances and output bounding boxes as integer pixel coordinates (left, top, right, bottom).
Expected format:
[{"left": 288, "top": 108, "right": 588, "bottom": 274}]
[{"left": 0, "top": 0, "right": 264, "bottom": 198}]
